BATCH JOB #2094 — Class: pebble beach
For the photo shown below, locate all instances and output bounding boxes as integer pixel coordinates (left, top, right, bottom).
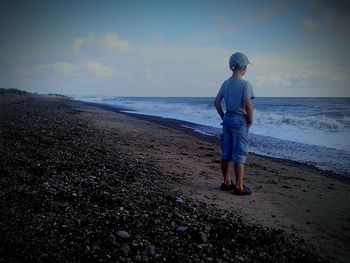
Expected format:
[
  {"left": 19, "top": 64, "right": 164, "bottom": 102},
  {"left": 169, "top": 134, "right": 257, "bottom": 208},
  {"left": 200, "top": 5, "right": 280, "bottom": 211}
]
[{"left": 1, "top": 92, "right": 349, "bottom": 262}]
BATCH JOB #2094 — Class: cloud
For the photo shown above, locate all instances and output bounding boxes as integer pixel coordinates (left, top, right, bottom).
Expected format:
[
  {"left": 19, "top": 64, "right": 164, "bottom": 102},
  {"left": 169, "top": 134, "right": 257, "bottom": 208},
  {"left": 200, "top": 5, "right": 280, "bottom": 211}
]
[
  {"left": 10, "top": 39, "right": 350, "bottom": 97},
  {"left": 73, "top": 38, "right": 85, "bottom": 53},
  {"left": 248, "top": 51, "right": 350, "bottom": 96},
  {"left": 86, "top": 61, "right": 114, "bottom": 77},
  {"left": 138, "top": 46, "right": 345, "bottom": 95},
  {"left": 17, "top": 62, "right": 75, "bottom": 76},
  {"left": 53, "top": 63, "right": 75, "bottom": 75},
  {"left": 139, "top": 46, "right": 228, "bottom": 65},
  {"left": 253, "top": 73, "right": 292, "bottom": 88},
  {"left": 72, "top": 32, "right": 130, "bottom": 54},
  {"left": 102, "top": 32, "right": 129, "bottom": 52}
]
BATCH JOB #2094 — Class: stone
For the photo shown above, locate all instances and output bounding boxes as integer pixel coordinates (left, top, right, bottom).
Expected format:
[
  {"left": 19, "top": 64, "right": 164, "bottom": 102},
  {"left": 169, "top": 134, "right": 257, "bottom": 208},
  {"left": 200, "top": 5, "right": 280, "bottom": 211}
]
[
  {"left": 176, "top": 226, "right": 188, "bottom": 233},
  {"left": 175, "top": 196, "right": 184, "bottom": 203},
  {"left": 116, "top": 230, "right": 130, "bottom": 239}
]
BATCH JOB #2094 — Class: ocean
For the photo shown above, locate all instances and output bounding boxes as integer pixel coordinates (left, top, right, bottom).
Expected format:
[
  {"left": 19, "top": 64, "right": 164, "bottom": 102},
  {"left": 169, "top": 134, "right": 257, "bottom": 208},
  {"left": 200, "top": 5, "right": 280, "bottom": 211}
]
[{"left": 75, "top": 96, "right": 350, "bottom": 177}]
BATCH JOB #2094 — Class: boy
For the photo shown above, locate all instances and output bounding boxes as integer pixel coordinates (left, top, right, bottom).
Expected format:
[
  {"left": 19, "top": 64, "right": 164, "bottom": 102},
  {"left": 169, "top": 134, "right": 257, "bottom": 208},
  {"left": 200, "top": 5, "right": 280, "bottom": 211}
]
[{"left": 214, "top": 52, "right": 255, "bottom": 196}]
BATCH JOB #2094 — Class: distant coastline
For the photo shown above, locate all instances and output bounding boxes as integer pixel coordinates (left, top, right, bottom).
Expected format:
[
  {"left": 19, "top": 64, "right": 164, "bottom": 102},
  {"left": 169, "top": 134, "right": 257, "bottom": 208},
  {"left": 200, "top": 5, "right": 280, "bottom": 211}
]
[{"left": 0, "top": 87, "right": 28, "bottom": 95}]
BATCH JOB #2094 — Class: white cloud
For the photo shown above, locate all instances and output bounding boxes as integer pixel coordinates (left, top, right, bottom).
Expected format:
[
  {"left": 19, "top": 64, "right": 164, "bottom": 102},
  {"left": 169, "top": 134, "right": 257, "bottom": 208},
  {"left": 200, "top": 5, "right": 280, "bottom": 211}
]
[
  {"left": 248, "top": 52, "right": 350, "bottom": 96},
  {"left": 139, "top": 46, "right": 229, "bottom": 66},
  {"left": 102, "top": 32, "right": 129, "bottom": 51},
  {"left": 73, "top": 38, "right": 85, "bottom": 53},
  {"left": 10, "top": 42, "right": 350, "bottom": 97},
  {"left": 52, "top": 63, "right": 74, "bottom": 75},
  {"left": 253, "top": 73, "right": 292, "bottom": 88},
  {"left": 136, "top": 46, "right": 350, "bottom": 96},
  {"left": 17, "top": 62, "right": 75, "bottom": 76},
  {"left": 86, "top": 61, "right": 114, "bottom": 77},
  {"left": 71, "top": 32, "right": 129, "bottom": 54}
]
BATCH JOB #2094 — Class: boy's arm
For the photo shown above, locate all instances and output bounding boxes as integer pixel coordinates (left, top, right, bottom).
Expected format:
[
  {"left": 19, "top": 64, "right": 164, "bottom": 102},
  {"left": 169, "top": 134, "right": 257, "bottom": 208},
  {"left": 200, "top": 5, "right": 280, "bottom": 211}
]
[
  {"left": 245, "top": 99, "right": 253, "bottom": 128},
  {"left": 214, "top": 95, "right": 224, "bottom": 120}
]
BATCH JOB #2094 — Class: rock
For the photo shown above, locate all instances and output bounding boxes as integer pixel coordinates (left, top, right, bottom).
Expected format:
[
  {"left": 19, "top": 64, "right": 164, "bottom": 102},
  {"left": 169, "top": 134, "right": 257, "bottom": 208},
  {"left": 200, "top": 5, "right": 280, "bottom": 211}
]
[
  {"left": 175, "top": 196, "right": 184, "bottom": 203},
  {"left": 116, "top": 230, "right": 130, "bottom": 239},
  {"left": 176, "top": 226, "right": 188, "bottom": 233}
]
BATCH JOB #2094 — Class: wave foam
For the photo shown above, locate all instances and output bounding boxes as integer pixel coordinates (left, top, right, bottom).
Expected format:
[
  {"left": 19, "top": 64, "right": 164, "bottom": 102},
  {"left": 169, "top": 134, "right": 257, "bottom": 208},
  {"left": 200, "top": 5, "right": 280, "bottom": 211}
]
[
  {"left": 75, "top": 96, "right": 350, "bottom": 151},
  {"left": 255, "top": 110, "right": 345, "bottom": 131}
]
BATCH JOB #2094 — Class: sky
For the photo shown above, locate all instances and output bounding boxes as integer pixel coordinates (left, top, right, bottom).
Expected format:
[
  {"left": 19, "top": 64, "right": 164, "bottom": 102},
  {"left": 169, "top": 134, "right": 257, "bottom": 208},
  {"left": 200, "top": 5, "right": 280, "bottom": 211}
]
[{"left": 1, "top": 0, "right": 350, "bottom": 97}]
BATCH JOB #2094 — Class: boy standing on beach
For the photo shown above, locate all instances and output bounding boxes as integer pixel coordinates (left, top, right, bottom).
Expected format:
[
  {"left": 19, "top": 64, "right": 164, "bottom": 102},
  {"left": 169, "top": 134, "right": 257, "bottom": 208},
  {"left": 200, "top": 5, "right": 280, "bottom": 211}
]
[{"left": 214, "top": 52, "right": 255, "bottom": 196}]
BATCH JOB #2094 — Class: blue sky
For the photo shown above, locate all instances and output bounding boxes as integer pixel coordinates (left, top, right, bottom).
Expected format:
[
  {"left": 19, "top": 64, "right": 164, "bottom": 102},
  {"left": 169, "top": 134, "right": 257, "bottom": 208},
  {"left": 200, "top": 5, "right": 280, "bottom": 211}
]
[{"left": 1, "top": 0, "right": 349, "bottom": 97}]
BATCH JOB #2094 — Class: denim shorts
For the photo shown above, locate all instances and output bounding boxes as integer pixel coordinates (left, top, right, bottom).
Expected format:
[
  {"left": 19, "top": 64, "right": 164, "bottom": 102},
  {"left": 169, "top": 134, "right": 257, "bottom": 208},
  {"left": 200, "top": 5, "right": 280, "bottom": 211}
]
[{"left": 220, "top": 113, "right": 249, "bottom": 164}]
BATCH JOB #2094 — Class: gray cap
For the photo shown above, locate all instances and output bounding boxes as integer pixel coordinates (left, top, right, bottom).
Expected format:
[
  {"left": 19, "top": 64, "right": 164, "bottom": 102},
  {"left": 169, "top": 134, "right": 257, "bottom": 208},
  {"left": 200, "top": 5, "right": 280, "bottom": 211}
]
[{"left": 229, "top": 52, "right": 251, "bottom": 70}]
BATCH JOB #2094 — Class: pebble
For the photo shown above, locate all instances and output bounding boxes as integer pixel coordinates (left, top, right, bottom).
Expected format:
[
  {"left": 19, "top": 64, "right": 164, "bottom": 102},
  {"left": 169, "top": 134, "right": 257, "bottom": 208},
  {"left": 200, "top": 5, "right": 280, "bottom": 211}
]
[
  {"left": 176, "top": 226, "right": 188, "bottom": 233},
  {"left": 0, "top": 94, "right": 323, "bottom": 263},
  {"left": 175, "top": 196, "right": 184, "bottom": 203},
  {"left": 116, "top": 230, "right": 130, "bottom": 239}
]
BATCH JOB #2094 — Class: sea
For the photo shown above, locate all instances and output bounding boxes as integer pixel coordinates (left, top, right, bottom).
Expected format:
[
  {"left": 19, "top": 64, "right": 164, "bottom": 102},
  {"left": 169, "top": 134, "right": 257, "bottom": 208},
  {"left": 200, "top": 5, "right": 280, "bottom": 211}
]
[{"left": 74, "top": 96, "right": 350, "bottom": 177}]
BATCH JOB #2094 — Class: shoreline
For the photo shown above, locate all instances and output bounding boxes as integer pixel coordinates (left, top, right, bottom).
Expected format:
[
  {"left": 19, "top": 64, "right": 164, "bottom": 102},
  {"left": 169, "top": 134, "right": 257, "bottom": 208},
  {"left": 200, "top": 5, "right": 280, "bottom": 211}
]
[
  {"left": 79, "top": 100, "right": 350, "bottom": 182},
  {"left": 1, "top": 93, "right": 349, "bottom": 262},
  {"left": 72, "top": 98, "right": 350, "bottom": 262}
]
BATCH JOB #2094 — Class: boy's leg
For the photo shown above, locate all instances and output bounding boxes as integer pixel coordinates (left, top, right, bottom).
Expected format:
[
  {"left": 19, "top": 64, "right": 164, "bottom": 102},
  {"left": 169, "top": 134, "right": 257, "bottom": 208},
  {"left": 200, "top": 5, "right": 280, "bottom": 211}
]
[
  {"left": 221, "top": 160, "right": 231, "bottom": 185},
  {"left": 232, "top": 127, "right": 248, "bottom": 191},
  {"left": 234, "top": 163, "right": 244, "bottom": 190},
  {"left": 220, "top": 125, "right": 233, "bottom": 186}
]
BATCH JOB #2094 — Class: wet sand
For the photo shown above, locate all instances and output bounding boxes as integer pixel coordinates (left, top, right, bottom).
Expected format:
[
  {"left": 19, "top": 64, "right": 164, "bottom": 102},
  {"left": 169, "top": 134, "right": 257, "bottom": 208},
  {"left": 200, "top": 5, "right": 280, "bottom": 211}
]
[{"left": 1, "top": 93, "right": 349, "bottom": 262}]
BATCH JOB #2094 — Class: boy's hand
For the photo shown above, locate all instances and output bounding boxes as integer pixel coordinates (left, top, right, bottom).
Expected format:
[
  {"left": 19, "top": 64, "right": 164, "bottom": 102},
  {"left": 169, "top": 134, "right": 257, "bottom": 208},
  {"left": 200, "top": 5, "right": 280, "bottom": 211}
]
[
  {"left": 214, "top": 95, "right": 224, "bottom": 120},
  {"left": 244, "top": 99, "right": 253, "bottom": 128}
]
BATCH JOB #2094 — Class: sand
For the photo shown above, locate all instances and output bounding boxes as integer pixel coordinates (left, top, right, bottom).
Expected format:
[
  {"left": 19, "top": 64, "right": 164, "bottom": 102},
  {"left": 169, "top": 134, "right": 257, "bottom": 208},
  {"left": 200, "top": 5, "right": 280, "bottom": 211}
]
[
  {"left": 80, "top": 99, "right": 350, "bottom": 262},
  {"left": 1, "top": 93, "right": 349, "bottom": 262}
]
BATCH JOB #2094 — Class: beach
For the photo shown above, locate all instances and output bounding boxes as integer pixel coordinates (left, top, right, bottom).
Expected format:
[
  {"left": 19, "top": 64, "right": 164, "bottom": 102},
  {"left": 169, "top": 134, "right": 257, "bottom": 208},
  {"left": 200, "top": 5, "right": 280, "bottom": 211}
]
[{"left": 1, "top": 93, "right": 349, "bottom": 262}]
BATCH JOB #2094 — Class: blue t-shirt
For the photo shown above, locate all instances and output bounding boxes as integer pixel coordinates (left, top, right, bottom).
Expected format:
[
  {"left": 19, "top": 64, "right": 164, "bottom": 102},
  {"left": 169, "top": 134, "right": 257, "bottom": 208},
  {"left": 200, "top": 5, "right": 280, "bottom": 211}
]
[{"left": 217, "top": 78, "right": 255, "bottom": 115}]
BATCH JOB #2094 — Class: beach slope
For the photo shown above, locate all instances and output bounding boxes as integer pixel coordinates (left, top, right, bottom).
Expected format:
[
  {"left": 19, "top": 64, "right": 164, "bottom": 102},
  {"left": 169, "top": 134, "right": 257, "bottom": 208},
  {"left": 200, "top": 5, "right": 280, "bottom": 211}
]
[{"left": 0, "top": 93, "right": 348, "bottom": 262}]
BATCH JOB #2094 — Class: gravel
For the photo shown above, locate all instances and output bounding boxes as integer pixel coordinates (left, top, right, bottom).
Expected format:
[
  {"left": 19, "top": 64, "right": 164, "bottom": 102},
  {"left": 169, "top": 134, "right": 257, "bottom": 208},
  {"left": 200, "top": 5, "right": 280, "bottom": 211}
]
[{"left": 0, "top": 94, "right": 322, "bottom": 262}]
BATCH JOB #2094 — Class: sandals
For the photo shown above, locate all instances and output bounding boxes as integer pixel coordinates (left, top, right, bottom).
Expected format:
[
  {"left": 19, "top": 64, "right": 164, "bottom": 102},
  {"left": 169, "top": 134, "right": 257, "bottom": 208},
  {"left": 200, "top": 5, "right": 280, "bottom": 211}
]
[
  {"left": 233, "top": 185, "right": 252, "bottom": 196},
  {"left": 220, "top": 182, "right": 252, "bottom": 196},
  {"left": 220, "top": 181, "right": 235, "bottom": 191}
]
